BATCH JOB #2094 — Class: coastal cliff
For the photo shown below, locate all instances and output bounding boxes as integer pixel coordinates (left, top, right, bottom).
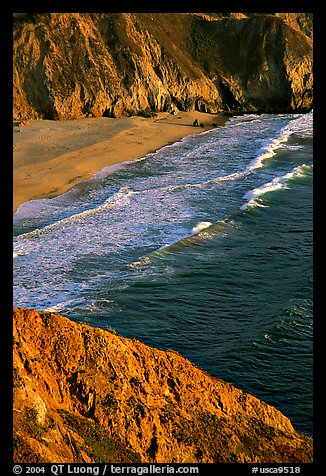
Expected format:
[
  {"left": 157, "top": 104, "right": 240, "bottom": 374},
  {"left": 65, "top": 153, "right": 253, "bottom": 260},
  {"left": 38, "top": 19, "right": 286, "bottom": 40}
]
[
  {"left": 13, "top": 13, "right": 313, "bottom": 120},
  {"left": 13, "top": 308, "right": 313, "bottom": 463}
]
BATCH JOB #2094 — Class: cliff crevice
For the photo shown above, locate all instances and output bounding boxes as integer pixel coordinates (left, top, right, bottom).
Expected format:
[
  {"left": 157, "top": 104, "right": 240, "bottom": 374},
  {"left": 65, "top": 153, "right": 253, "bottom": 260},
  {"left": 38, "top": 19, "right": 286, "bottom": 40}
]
[{"left": 13, "top": 13, "right": 313, "bottom": 120}]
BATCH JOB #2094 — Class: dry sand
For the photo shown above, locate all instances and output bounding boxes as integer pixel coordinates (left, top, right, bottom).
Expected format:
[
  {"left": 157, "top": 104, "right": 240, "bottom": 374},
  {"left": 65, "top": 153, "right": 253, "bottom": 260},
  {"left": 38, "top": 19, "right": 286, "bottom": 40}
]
[{"left": 13, "top": 111, "right": 229, "bottom": 212}]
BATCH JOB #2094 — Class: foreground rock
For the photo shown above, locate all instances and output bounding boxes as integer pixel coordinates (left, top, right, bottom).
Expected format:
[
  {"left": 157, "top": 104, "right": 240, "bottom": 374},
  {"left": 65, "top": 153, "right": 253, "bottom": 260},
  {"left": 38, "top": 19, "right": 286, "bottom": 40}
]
[
  {"left": 13, "top": 13, "right": 312, "bottom": 120},
  {"left": 13, "top": 308, "right": 312, "bottom": 463}
]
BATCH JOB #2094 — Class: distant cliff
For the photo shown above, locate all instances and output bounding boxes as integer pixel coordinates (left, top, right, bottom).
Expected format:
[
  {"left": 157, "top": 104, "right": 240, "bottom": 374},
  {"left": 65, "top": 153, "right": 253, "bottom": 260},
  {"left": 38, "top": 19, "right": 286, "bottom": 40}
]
[
  {"left": 13, "top": 308, "right": 313, "bottom": 463},
  {"left": 13, "top": 13, "right": 313, "bottom": 120}
]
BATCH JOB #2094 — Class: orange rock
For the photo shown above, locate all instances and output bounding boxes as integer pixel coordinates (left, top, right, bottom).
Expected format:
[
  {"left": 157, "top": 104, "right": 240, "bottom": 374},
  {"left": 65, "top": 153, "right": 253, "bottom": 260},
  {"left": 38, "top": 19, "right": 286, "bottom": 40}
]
[
  {"left": 13, "top": 307, "right": 313, "bottom": 463},
  {"left": 13, "top": 13, "right": 312, "bottom": 121}
]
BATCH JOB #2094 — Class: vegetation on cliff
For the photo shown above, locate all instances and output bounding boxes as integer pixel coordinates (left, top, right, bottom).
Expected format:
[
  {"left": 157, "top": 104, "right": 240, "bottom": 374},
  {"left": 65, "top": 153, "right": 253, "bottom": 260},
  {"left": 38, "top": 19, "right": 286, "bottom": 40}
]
[
  {"left": 13, "top": 13, "right": 313, "bottom": 120},
  {"left": 13, "top": 308, "right": 313, "bottom": 463}
]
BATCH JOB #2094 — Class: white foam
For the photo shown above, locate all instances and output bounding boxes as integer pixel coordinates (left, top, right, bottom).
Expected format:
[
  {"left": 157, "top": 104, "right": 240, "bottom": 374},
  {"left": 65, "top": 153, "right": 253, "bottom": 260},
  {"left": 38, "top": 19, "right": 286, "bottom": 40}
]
[
  {"left": 230, "top": 114, "right": 262, "bottom": 122},
  {"left": 16, "top": 187, "right": 137, "bottom": 240},
  {"left": 14, "top": 197, "right": 54, "bottom": 218},
  {"left": 13, "top": 250, "right": 29, "bottom": 259},
  {"left": 212, "top": 171, "right": 247, "bottom": 183},
  {"left": 93, "top": 163, "right": 126, "bottom": 179},
  {"left": 240, "top": 164, "right": 312, "bottom": 210},
  {"left": 246, "top": 112, "right": 313, "bottom": 171},
  {"left": 281, "top": 145, "right": 304, "bottom": 151},
  {"left": 282, "top": 111, "right": 313, "bottom": 138},
  {"left": 247, "top": 136, "right": 287, "bottom": 171},
  {"left": 191, "top": 221, "right": 213, "bottom": 234},
  {"left": 264, "top": 333, "right": 273, "bottom": 341},
  {"left": 183, "top": 171, "right": 247, "bottom": 189},
  {"left": 41, "top": 297, "right": 83, "bottom": 313}
]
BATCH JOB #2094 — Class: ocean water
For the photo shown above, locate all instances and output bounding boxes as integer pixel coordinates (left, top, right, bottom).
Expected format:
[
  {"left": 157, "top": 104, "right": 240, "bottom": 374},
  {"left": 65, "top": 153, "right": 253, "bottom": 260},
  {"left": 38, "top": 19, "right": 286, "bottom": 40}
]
[{"left": 13, "top": 111, "right": 313, "bottom": 435}]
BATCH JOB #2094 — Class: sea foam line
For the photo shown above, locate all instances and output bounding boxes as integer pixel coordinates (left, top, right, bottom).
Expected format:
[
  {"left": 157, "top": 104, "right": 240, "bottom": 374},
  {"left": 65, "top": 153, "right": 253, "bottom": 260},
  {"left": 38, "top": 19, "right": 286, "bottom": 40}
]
[
  {"left": 130, "top": 219, "right": 234, "bottom": 268},
  {"left": 240, "top": 164, "right": 312, "bottom": 211},
  {"left": 15, "top": 187, "right": 138, "bottom": 240},
  {"left": 41, "top": 297, "right": 85, "bottom": 314},
  {"left": 186, "top": 171, "right": 247, "bottom": 188},
  {"left": 247, "top": 131, "right": 291, "bottom": 171},
  {"left": 246, "top": 113, "right": 312, "bottom": 171},
  {"left": 15, "top": 169, "right": 249, "bottom": 241},
  {"left": 15, "top": 114, "right": 313, "bottom": 241}
]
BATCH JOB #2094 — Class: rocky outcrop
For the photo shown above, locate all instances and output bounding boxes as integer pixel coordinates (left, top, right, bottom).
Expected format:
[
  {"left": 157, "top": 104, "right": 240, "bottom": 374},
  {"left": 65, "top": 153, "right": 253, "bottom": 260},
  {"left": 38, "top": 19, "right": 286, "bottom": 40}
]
[
  {"left": 13, "top": 307, "right": 313, "bottom": 463},
  {"left": 13, "top": 13, "right": 313, "bottom": 120}
]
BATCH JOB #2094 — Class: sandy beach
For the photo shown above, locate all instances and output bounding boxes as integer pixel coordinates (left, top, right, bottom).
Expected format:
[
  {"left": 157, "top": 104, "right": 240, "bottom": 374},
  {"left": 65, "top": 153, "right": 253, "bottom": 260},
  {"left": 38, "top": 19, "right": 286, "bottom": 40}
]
[{"left": 13, "top": 111, "right": 228, "bottom": 213}]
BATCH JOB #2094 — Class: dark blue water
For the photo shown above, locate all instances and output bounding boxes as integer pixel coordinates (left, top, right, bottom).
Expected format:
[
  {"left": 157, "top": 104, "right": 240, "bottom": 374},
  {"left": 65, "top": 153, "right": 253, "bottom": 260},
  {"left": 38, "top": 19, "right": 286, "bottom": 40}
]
[{"left": 13, "top": 112, "right": 313, "bottom": 434}]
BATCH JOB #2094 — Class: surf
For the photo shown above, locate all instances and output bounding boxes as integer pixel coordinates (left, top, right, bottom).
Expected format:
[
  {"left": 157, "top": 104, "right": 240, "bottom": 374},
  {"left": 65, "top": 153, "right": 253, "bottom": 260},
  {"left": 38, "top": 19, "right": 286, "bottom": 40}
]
[
  {"left": 245, "top": 111, "right": 313, "bottom": 171},
  {"left": 240, "top": 164, "right": 313, "bottom": 211},
  {"left": 129, "top": 219, "right": 235, "bottom": 268},
  {"left": 13, "top": 112, "right": 313, "bottom": 435}
]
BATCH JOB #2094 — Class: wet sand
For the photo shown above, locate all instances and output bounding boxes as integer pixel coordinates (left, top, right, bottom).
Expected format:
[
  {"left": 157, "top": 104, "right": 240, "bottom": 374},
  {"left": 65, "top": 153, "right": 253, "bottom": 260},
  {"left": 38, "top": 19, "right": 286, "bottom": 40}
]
[{"left": 13, "top": 111, "right": 229, "bottom": 212}]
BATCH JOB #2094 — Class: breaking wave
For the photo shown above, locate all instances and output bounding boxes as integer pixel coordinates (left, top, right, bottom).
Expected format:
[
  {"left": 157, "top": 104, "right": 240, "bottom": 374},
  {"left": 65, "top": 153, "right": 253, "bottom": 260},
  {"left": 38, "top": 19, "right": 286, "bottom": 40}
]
[
  {"left": 246, "top": 113, "right": 313, "bottom": 171},
  {"left": 240, "top": 164, "right": 313, "bottom": 210}
]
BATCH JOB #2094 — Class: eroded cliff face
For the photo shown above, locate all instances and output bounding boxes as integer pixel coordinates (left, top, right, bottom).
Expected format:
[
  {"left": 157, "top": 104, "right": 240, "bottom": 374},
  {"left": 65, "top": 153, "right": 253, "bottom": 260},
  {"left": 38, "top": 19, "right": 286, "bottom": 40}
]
[
  {"left": 13, "top": 13, "right": 313, "bottom": 120},
  {"left": 13, "top": 308, "right": 313, "bottom": 463}
]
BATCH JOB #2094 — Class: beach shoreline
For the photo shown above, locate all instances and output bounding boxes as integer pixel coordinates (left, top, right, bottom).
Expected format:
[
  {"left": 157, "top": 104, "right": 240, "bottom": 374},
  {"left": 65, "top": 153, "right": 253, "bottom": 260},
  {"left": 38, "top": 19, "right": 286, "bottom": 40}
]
[{"left": 13, "top": 111, "right": 229, "bottom": 213}]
